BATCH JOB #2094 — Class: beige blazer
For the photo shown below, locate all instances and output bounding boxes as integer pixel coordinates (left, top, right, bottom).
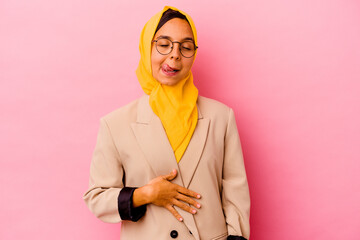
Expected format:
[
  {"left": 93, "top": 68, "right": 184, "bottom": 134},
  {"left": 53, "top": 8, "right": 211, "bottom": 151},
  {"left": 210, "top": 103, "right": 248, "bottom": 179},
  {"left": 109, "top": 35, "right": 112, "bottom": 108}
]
[{"left": 83, "top": 95, "right": 250, "bottom": 240}]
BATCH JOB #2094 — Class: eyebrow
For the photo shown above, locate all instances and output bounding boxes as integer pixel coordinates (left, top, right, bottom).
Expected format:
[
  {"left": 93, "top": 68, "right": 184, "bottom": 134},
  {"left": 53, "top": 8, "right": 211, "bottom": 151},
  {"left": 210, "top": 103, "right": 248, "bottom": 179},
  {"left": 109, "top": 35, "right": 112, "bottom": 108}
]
[{"left": 156, "top": 35, "right": 194, "bottom": 42}]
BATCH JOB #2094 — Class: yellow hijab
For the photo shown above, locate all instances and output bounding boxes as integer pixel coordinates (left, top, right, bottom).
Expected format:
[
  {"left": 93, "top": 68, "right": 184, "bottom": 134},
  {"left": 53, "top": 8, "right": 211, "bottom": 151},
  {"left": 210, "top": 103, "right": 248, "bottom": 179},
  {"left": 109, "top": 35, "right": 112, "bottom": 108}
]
[{"left": 136, "top": 6, "right": 198, "bottom": 162}]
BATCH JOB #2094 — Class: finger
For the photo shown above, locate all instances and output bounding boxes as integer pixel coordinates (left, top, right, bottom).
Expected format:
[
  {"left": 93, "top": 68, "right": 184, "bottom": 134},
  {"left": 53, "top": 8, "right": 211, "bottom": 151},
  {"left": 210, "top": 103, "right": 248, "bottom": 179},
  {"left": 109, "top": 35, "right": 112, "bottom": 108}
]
[
  {"left": 177, "top": 186, "right": 201, "bottom": 199},
  {"left": 164, "top": 169, "right": 177, "bottom": 181},
  {"left": 172, "top": 199, "right": 197, "bottom": 215},
  {"left": 176, "top": 193, "right": 201, "bottom": 209},
  {"left": 165, "top": 204, "right": 183, "bottom": 222}
]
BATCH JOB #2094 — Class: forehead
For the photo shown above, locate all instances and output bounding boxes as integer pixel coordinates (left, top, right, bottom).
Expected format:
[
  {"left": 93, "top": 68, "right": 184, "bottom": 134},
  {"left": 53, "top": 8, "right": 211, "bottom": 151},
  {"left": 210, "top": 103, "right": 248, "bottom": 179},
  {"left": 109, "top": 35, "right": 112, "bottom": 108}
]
[{"left": 153, "top": 18, "right": 194, "bottom": 40}]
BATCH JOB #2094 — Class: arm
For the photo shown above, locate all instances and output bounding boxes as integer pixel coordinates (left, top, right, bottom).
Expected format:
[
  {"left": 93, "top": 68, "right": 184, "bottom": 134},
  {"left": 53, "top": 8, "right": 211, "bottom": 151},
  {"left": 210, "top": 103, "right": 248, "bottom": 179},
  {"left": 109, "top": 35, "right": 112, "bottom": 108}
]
[
  {"left": 83, "top": 119, "right": 200, "bottom": 223},
  {"left": 222, "top": 108, "right": 251, "bottom": 239},
  {"left": 83, "top": 118, "right": 145, "bottom": 223}
]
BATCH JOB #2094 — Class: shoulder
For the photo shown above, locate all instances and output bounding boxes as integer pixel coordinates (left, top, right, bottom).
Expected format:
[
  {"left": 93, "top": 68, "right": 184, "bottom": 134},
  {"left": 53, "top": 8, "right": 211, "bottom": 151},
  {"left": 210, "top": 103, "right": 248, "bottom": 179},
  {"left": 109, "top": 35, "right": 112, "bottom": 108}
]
[
  {"left": 100, "top": 96, "right": 143, "bottom": 128},
  {"left": 197, "top": 95, "right": 232, "bottom": 121}
]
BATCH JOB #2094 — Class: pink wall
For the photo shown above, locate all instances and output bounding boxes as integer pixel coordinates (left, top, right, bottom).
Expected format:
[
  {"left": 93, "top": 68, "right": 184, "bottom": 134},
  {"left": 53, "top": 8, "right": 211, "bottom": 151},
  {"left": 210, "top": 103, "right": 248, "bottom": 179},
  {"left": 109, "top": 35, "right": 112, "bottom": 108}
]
[{"left": 1, "top": 0, "right": 359, "bottom": 239}]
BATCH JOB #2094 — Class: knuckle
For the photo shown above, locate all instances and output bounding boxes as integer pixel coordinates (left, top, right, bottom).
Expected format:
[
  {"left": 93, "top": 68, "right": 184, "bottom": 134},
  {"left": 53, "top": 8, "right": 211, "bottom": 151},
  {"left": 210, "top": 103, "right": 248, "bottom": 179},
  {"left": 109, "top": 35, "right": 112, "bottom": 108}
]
[
  {"left": 172, "top": 210, "right": 180, "bottom": 217},
  {"left": 184, "top": 197, "right": 192, "bottom": 204},
  {"left": 181, "top": 203, "right": 190, "bottom": 210},
  {"left": 187, "top": 191, "right": 195, "bottom": 197},
  {"left": 175, "top": 192, "right": 183, "bottom": 199}
]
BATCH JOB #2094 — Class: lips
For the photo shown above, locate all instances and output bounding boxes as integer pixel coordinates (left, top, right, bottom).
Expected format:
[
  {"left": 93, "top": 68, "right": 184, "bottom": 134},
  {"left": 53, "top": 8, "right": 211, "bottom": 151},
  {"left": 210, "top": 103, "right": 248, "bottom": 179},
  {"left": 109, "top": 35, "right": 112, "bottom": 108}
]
[{"left": 161, "top": 64, "right": 180, "bottom": 76}]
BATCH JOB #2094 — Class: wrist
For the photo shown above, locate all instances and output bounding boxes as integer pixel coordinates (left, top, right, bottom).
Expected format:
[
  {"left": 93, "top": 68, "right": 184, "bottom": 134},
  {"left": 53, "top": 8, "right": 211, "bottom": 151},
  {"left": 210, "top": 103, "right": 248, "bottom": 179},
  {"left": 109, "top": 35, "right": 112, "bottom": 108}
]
[{"left": 133, "top": 185, "right": 151, "bottom": 207}]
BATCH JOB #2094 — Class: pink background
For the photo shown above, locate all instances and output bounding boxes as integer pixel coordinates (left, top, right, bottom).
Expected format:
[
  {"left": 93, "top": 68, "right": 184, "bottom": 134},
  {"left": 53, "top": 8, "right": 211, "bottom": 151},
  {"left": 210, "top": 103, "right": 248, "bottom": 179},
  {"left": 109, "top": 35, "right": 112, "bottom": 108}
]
[{"left": 1, "top": 0, "right": 359, "bottom": 239}]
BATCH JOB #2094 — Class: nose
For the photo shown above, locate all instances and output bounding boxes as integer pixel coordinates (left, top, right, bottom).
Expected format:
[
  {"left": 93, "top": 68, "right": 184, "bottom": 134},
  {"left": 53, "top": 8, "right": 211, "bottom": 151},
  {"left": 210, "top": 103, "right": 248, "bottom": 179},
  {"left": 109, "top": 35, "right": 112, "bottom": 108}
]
[{"left": 170, "top": 42, "right": 181, "bottom": 60}]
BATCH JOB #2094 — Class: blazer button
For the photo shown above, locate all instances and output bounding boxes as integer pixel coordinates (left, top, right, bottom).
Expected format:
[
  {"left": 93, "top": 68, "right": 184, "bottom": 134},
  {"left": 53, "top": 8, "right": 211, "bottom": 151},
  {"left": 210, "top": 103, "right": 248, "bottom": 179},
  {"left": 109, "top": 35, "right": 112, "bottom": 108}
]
[{"left": 170, "top": 230, "right": 178, "bottom": 238}]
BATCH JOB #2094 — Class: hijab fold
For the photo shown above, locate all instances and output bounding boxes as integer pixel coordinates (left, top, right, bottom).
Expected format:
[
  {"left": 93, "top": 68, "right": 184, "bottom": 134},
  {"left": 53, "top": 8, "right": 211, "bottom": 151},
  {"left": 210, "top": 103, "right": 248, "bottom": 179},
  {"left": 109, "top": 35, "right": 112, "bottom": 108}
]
[{"left": 136, "top": 6, "right": 198, "bottom": 162}]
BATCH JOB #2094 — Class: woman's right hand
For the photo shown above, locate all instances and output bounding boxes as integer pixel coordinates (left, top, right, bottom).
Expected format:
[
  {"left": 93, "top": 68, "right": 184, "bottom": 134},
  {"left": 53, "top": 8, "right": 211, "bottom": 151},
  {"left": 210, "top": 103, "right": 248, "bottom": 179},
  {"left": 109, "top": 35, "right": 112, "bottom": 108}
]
[{"left": 132, "top": 169, "right": 202, "bottom": 222}]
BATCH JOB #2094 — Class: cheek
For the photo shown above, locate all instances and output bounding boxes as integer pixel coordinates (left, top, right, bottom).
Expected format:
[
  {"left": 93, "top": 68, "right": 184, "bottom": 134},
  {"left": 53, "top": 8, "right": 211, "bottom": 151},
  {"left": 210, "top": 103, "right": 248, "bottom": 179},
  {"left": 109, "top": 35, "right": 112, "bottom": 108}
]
[
  {"left": 151, "top": 51, "right": 163, "bottom": 70},
  {"left": 183, "top": 59, "right": 194, "bottom": 71}
]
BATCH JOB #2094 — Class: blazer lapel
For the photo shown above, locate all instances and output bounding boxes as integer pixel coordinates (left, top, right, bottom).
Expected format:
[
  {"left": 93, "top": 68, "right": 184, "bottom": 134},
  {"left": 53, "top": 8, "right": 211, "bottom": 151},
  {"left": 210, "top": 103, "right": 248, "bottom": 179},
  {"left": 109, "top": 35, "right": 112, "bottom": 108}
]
[
  {"left": 130, "top": 95, "right": 208, "bottom": 240},
  {"left": 178, "top": 109, "right": 210, "bottom": 189},
  {"left": 130, "top": 95, "right": 179, "bottom": 178}
]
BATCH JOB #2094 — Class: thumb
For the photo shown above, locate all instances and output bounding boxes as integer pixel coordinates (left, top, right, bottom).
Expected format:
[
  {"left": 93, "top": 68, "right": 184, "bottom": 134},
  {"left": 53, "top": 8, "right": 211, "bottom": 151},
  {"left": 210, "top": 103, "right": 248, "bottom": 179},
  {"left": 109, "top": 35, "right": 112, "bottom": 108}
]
[{"left": 164, "top": 169, "right": 177, "bottom": 181}]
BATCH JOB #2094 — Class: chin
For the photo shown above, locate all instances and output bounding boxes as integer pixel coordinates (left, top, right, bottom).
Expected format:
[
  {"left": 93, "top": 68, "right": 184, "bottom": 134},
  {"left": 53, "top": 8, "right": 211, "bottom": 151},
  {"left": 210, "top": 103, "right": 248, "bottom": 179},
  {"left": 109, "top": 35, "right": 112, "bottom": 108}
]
[
  {"left": 158, "top": 78, "right": 181, "bottom": 86},
  {"left": 160, "top": 81, "right": 177, "bottom": 86}
]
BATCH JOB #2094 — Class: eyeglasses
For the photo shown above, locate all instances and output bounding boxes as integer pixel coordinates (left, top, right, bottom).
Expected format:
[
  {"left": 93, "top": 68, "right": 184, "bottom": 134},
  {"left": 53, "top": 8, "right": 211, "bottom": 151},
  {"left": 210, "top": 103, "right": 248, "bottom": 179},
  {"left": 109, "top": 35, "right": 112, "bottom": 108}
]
[{"left": 152, "top": 38, "right": 198, "bottom": 58}]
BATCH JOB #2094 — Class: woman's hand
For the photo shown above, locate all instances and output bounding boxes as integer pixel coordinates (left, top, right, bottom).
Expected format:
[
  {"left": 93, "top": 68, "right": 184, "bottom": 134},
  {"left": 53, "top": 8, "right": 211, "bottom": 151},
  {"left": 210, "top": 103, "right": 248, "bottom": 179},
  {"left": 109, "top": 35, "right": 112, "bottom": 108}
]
[{"left": 132, "top": 169, "right": 201, "bottom": 222}]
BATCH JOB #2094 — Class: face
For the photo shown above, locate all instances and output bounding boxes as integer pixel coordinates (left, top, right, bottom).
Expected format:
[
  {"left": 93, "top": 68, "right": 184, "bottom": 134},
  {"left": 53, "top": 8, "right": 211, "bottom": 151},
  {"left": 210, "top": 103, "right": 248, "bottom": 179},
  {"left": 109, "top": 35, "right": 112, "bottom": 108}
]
[{"left": 151, "top": 18, "right": 195, "bottom": 86}]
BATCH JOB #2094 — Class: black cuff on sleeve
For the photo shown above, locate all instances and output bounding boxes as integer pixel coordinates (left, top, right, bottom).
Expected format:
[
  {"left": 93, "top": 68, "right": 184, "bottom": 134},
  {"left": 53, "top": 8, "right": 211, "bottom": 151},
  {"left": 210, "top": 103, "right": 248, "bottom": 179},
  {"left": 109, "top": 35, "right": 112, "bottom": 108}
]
[
  {"left": 227, "top": 236, "right": 247, "bottom": 240},
  {"left": 118, "top": 187, "right": 146, "bottom": 222}
]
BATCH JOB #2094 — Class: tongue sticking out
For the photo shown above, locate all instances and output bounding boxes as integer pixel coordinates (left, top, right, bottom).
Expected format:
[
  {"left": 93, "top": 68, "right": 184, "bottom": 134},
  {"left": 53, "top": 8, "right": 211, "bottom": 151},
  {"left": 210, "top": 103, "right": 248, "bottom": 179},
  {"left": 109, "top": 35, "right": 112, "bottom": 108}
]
[{"left": 163, "top": 64, "right": 178, "bottom": 72}]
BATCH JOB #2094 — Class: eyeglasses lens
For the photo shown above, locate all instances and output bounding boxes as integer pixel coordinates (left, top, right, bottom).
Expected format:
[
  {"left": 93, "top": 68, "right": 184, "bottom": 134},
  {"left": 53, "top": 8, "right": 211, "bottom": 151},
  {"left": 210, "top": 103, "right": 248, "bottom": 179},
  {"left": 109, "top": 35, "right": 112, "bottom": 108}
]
[{"left": 156, "top": 39, "right": 195, "bottom": 58}]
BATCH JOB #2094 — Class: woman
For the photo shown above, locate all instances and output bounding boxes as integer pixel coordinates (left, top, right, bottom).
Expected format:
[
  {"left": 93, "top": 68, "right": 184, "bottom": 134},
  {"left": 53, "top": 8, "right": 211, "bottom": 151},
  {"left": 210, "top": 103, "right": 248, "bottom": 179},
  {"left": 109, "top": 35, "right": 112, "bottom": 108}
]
[{"left": 83, "top": 6, "right": 250, "bottom": 240}]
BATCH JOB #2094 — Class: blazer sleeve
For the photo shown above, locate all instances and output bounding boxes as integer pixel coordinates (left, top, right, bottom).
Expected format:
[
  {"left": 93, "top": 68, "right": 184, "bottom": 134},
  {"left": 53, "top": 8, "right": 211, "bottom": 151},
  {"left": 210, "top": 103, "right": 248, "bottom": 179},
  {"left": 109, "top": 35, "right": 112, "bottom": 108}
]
[
  {"left": 222, "top": 108, "right": 251, "bottom": 239},
  {"left": 83, "top": 118, "right": 146, "bottom": 223}
]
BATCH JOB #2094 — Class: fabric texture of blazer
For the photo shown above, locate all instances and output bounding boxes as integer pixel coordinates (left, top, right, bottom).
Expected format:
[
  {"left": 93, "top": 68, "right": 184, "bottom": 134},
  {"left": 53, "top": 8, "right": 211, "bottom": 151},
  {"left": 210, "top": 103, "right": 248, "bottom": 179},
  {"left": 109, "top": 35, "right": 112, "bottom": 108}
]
[{"left": 83, "top": 95, "right": 250, "bottom": 240}]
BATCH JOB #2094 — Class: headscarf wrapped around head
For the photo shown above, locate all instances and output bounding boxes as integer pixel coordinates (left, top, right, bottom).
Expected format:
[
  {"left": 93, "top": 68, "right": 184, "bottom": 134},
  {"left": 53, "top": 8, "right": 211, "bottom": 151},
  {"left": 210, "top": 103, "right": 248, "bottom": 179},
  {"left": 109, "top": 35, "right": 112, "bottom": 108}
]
[{"left": 136, "top": 6, "right": 198, "bottom": 162}]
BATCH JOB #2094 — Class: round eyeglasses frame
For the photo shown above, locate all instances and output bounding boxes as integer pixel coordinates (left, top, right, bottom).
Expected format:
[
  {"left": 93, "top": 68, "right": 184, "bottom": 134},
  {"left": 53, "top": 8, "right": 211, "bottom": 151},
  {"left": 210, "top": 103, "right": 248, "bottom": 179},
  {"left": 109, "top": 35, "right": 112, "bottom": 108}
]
[{"left": 152, "top": 39, "right": 199, "bottom": 58}]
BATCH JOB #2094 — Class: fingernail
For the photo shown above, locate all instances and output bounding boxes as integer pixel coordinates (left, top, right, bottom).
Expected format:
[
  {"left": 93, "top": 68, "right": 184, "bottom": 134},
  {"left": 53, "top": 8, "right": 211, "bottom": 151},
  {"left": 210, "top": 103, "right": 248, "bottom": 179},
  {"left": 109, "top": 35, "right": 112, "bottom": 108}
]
[
  {"left": 192, "top": 209, "right": 197, "bottom": 214},
  {"left": 197, "top": 194, "right": 201, "bottom": 199},
  {"left": 179, "top": 217, "right": 183, "bottom": 222},
  {"left": 196, "top": 204, "right": 201, "bottom": 208}
]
